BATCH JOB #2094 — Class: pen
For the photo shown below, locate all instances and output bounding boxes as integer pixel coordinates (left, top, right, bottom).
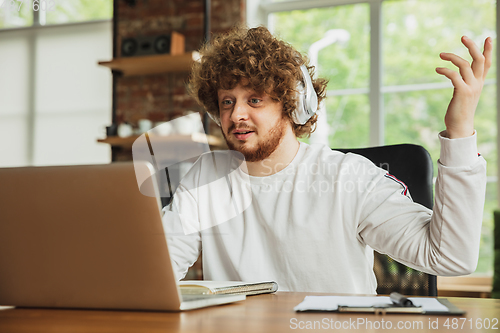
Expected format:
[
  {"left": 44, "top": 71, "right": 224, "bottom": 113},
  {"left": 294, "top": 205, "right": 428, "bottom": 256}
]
[{"left": 389, "top": 292, "right": 414, "bottom": 307}]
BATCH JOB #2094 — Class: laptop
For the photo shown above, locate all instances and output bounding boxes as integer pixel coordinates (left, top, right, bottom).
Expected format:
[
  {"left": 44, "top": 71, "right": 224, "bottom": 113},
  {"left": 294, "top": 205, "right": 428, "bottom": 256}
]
[{"left": 0, "top": 162, "right": 245, "bottom": 311}]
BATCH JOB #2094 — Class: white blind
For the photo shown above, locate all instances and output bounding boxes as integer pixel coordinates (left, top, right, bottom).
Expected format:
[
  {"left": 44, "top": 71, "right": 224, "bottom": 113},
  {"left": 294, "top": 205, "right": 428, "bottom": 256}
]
[
  {"left": 0, "top": 31, "right": 30, "bottom": 166},
  {"left": 0, "top": 21, "right": 112, "bottom": 167}
]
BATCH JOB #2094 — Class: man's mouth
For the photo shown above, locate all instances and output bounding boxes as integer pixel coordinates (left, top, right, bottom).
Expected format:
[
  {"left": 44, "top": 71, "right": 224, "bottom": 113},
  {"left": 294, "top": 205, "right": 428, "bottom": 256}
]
[{"left": 232, "top": 129, "right": 255, "bottom": 140}]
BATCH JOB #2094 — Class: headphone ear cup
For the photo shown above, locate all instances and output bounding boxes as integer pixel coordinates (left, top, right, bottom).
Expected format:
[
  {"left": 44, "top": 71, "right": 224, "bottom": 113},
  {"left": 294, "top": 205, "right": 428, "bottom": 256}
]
[
  {"left": 291, "top": 81, "right": 306, "bottom": 125},
  {"left": 307, "top": 82, "right": 318, "bottom": 114},
  {"left": 292, "top": 65, "right": 318, "bottom": 125}
]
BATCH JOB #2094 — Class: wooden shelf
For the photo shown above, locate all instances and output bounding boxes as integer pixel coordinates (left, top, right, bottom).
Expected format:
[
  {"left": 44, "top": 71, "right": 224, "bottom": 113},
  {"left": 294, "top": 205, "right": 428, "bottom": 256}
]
[
  {"left": 98, "top": 52, "right": 201, "bottom": 76},
  {"left": 97, "top": 133, "right": 225, "bottom": 149}
]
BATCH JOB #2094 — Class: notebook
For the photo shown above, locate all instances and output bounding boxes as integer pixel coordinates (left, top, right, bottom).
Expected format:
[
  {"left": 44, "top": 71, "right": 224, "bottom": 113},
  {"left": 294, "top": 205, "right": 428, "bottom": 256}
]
[
  {"left": 0, "top": 162, "right": 245, "bottom": 311},
  {"left": 179, "top": 281, "right": 279, "bottom": 295}
]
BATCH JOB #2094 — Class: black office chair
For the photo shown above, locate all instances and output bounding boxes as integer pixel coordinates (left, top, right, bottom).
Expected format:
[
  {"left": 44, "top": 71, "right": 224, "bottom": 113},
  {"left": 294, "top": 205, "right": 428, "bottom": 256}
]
[
  {"left": 335, "top": 143, "right": 437, "bottom": 296},
  {"left": 493, "top": 210, "right": 500, "bottom": 299}
]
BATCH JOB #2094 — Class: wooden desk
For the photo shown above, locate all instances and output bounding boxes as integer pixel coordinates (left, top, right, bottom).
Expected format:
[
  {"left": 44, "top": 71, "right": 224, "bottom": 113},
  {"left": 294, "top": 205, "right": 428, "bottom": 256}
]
[{"left": 1, "top": 292, "right": 499, "bottom": 333}]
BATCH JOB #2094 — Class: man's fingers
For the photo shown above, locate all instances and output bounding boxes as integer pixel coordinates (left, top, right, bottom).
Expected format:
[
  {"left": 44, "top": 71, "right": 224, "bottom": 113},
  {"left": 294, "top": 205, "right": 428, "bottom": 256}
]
[
  {"left": 439, "top": 52, "right": 475, "bottom": 84},
  {"left": 436, "top": 67, "right": 465, "bottom": 89},
  {"left": 462, "top": 36, "right": 485, "bottom": 79},
  {"left": 482, "top": 37, "right": 493, "bottom": 79}
]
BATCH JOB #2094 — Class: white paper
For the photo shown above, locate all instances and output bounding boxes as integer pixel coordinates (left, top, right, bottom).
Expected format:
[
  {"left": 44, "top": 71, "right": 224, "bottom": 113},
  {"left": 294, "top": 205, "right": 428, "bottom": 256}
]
[{"left": 294, "top": 296, "right": 449, "bottom": 313}]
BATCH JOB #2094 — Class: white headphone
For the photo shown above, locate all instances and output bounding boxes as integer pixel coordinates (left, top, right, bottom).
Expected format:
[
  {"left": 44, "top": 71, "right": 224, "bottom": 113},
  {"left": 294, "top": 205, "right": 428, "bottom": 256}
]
[
  {"left": 292, "top": 64, "right": 319, "bottom": 125},
  {"left": 208, "top": 64, "right": 318, "bottom": 126}
]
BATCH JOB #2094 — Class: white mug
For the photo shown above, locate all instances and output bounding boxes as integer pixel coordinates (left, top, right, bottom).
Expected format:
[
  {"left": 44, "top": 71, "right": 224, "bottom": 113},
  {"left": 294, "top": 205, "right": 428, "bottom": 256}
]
[
  {"left": 152, "top": 122, "right": 173, "bottom": 136},
  {"left": 138, "top": 119, "right": 153, "bottom": 133},
  {"left": 117, "top": 123, "right": 134, "bottom": 137}
]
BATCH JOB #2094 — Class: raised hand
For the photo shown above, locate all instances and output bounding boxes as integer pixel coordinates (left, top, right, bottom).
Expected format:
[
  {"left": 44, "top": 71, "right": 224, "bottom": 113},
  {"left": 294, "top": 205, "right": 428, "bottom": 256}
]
[{"left": 436, "top": 36, "right": 493, "bottom": 139}]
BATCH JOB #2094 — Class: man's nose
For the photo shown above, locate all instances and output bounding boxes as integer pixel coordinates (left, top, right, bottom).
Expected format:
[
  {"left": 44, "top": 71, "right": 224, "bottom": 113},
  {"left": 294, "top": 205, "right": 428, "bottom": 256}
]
[{"left": 230, "top": 100, "right": 250, "bottom": 122}]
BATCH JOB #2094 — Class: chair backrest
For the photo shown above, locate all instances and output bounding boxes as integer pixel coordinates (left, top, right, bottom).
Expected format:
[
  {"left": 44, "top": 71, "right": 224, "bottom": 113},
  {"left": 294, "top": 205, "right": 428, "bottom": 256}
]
[
  {"left": 492, "top": 210, "right": 500, "bottom": 299},
  {"left": 335, "top": 143, "right": 437, "bottom": 296}
]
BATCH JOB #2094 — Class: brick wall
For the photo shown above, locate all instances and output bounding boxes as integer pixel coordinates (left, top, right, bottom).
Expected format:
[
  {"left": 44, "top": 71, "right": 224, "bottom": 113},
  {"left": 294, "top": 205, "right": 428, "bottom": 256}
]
[
  {"left": 113, "top": 0, "right": 245, "bottom": 147},
  {"left": 111, "top": 1, "right": 245, "bottom": 278}
]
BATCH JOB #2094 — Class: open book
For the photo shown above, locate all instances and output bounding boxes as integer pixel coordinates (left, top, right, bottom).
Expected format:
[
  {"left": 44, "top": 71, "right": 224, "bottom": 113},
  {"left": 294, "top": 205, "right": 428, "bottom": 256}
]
[{"left": 179, "top": 281, "right": 278, "bottom": 296}]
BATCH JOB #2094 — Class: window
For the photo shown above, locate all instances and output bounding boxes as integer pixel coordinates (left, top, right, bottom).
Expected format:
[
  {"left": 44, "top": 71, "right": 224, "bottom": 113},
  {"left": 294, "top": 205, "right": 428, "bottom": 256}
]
[
  {"left": 271, "top": 4, "right": 371, "bottom": 148},
  {"left": 252, "top": 0, "right": 497, "bottom": 275},
  {"left": 0, "top": 0, "right": 112, "bottom": 27},
  {"left": 0, "top": 0, "right": 32, "bottom": 28},
  {"left": 43, "top": 0, "right": 112, "bottom": 25},
  {"left": 0, "top": 0, "right": 113, "bottom": 167}
]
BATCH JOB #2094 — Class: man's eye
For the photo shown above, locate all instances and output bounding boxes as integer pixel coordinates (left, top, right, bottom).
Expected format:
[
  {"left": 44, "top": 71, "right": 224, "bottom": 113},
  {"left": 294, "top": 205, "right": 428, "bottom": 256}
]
[
  {"left": 221, "top": 100, "right": 233, "bottom": 106},
  {"left": 250, "top": 98, "right": 261, "bottom": 104}
]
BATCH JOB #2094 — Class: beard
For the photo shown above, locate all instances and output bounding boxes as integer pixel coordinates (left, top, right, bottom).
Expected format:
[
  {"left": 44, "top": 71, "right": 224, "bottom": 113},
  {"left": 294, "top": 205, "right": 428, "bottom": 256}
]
[{"left": 222, "top": 116, "right": 287, "bottom": 162}]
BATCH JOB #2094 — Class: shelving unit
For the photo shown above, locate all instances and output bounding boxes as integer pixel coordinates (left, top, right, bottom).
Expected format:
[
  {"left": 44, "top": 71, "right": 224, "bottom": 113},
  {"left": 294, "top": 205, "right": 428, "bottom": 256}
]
[{"left": 98, "top": 51, "right": 201, "bottom": 76}]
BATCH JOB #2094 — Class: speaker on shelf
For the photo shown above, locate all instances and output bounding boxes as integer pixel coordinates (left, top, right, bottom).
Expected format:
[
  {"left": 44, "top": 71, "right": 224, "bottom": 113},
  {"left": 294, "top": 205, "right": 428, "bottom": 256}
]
[{"left": 121, "top": 32, "right": 185, "bottom": 57}]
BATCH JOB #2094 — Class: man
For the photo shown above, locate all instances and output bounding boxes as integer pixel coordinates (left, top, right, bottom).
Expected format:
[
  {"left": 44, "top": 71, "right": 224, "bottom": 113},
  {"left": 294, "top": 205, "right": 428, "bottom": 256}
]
[{"left": 163, "top": 26, "right": 492, "bottom": 294}]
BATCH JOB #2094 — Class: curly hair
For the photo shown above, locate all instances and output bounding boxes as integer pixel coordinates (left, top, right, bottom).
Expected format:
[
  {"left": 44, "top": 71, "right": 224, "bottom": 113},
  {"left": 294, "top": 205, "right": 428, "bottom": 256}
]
[{"left": 188, "top": 26, "right": 328, "bottom": 138}]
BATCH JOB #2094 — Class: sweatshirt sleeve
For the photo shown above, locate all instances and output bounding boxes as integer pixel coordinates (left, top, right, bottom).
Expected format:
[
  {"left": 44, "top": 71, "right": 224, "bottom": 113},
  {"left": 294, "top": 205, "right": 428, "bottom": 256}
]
[
  {"left": 357, "top": 131, "right": 486, "bottom": 276},
  {"left": 162, "top": 186, "right": 202, "bottom": 281}
]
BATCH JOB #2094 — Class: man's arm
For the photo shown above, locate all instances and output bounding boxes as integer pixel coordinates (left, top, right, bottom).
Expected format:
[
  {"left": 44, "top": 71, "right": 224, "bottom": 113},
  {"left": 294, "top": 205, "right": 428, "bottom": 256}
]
[
  {"left": 357, "top": 36, "right": 492, "bottom": 275},
  {"left": 357, "top": 134, "right": 486, "bottom": 275},
  {"left": 162, "top": 189, "right": 202, "bottom": 280}
]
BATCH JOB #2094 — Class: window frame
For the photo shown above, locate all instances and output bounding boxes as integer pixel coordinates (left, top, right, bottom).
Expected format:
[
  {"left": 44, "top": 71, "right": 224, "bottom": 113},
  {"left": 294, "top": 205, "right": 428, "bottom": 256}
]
[
  {"left": 248, "top": 0, "right": 499, "bottom": 205},
  {"left": 0, "top": 1, "right": 112, "bottom": 165}
]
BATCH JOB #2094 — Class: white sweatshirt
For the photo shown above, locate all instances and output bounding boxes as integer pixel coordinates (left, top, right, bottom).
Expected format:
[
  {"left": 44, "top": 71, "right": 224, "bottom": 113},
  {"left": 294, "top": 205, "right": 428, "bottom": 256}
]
[{"left": 162, "top": 132, "right": 486, "bottom": 294}]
